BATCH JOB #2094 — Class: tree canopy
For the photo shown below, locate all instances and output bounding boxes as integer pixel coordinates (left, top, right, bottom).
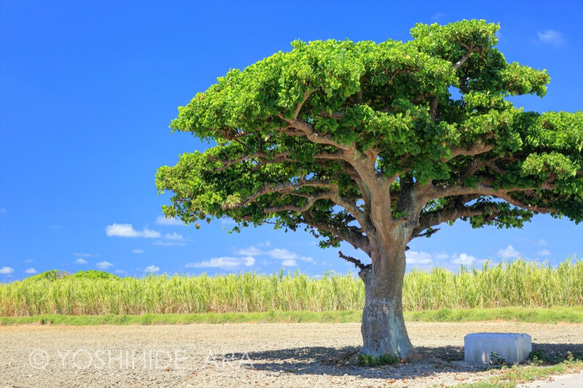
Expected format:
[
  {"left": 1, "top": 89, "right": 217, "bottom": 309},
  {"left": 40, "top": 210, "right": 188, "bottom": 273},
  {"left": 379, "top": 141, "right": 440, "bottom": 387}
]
[{"left": 156, "top": 20, "right": 582, "bottom": 257}]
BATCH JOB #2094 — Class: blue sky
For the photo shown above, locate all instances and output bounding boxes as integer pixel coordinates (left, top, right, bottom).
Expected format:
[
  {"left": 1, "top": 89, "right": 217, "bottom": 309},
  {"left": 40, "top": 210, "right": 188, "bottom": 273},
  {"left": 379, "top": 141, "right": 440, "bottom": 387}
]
[{"left": 1, "top": 0, "right": 582, "bottom": 281}]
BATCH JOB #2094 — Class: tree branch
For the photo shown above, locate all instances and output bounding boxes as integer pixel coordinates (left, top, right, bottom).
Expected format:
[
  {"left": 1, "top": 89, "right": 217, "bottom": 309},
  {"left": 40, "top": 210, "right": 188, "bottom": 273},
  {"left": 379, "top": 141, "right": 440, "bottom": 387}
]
[
  {"left": 425, "top": 181, "right": 557, "bottom": 215},
  {"left": 223, "top": 178, "right": 334, "bottom": 210},
  {"left": 264, "top": 192, "right": 332, "bottom": 213},
  {"left": 415, "top": 202, "right": 495, "bottom": 235},
  {"left": 494, "top": 190, "right": 556, "bottom": 214},
  {"left": 338, "top": 251, "right": 368, "bottom": 270},
  {"left": 293, "top": 91, "right": 313, "bottom": 119},
  {"left": 427, "top": 43, "right": 482, "bottom": 123},
  {"left": 429, "top": 96, "right": 439, "bottom": 121},
  {"left": 209, "top": 151, "right": 292, "bottom": 172},
  {"left": 453, "top": 42, "right": 481, "bottom": 70},
  {"left": 279, "top": 116, "right": 352, "bottom": 150},
  {"left": 211, "top": 149, "right": 352, "bottom": 173},
  {"left": 443, "top": 141, "right": 494, "bottom": 162},
  {"left": 453, "top": 50, "right": 474, "bottom": 70},
  {"left": 318, "top": 111, "right": 345, "bottom": 119},
  {"left": 412, "top": 227, "right": 441, "bottom": 239},
  {"left": 301, "top": 212, "right": 371, "bottom": 255}
]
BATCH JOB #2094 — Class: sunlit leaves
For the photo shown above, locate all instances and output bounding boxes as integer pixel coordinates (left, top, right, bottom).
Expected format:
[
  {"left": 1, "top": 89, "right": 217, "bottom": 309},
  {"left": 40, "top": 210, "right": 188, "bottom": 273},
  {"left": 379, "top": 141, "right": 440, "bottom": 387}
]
[
  {"left": 522, "top": 153, "right": 578, "bottom": 179},
  {"left": 410, "top": 19, "right": 500, "bottom": 59},
  {"left": 157, "top": 19, "right": 583, "bottom": 243}
]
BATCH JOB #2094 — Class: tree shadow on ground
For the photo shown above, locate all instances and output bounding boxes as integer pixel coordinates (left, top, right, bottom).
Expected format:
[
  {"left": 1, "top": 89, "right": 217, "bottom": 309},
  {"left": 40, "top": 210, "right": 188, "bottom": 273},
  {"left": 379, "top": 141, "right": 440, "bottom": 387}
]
[
  {"left": 227, "top": 345, "right": 473, "bottom": 380},
  {"left": 531, "top": 343, "right": 583, "bottom": 360},
  {"left": 226, "top": 343, "right": 583, "bottom": 380}
]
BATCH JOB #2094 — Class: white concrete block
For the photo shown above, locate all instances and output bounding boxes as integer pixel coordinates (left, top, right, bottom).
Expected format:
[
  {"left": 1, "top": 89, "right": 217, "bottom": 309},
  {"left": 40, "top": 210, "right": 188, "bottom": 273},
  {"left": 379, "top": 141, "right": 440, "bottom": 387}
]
[{"left": 464, "top": 333, "right": 532, "bottom": 365}]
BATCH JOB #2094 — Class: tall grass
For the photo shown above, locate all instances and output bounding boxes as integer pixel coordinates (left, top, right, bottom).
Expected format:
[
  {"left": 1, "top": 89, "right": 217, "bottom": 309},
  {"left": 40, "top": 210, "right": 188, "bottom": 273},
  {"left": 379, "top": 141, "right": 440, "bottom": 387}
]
[
  {"left": 402, "top": 258, "right": 583, "bottom": 310},
  {"left": 1, "top": 258, "right": 581, "bottom": 317}
]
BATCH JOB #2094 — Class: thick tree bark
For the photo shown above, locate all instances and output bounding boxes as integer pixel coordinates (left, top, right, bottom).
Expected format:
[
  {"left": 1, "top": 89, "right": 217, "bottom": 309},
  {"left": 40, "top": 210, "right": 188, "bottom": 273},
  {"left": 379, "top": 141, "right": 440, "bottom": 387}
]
[{"left": 358, "top": 244, "right": 413, "bottom": 358}]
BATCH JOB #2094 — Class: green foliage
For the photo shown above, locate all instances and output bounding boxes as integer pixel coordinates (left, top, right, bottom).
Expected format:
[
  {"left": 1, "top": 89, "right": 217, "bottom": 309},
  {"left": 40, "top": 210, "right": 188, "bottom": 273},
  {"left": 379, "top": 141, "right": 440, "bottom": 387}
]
[
  {"left": 529, "top": 349, "right": 583, "bottom": 365},
  {"left": 490, "top": 351, "right": 507, "bottom": 366},
  {"left": 70, "top": 270, "right": 120, "bottom": 280},
  {"left": 156, "top": 19, "right": 582, "bottom": 258},
  {"left": 529, "top": 349, "right": 561, "bottom": 365},
  {"left": 23, "top": 270, "right": 70, "bottom": 282},
  {"left": 22, "top": 270, "right": 118, "bottom": 282},
  {"left": 358, "top": 352, "right": 400, "bottom": 367}
]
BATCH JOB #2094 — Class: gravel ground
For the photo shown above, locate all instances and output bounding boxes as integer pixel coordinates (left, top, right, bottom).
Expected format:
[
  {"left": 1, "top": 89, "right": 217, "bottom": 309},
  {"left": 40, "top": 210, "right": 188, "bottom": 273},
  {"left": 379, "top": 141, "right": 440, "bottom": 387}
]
[{"left": 1, "top": 322, "right": 582, "bottom": 387}]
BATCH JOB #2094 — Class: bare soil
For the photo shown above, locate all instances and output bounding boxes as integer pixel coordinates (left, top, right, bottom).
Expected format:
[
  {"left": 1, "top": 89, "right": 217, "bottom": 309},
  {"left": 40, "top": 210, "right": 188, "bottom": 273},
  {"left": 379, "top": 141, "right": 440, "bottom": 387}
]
[{"left": 1, "top": 322, "right": 582, "bottom": 387}]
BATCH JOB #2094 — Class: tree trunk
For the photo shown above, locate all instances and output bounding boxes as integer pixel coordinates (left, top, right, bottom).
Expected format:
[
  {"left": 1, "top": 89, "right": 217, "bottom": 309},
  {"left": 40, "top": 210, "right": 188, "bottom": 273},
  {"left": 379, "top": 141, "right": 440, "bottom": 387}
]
[{"left": 358, "top": 248, "right": 413, "bottom": 359}]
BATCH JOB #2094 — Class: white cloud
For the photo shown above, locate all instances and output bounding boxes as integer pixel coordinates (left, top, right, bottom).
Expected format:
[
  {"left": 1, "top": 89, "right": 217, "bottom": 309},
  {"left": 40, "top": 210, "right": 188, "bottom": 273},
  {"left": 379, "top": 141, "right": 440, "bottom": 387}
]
[
  {"left": 432, "top": 12, "right": 446, "bottom": 20},
  {"left": 537, "top": 249, "right": 551, "bottom": 256},
  {"left": 24, "top": 259, "right": 34, "bottom": 263},
  {"left": 220, "top": 216, "right": 236, "bottom": 226},
  {"left": 186, "top": 256, "right": 255, "bottom": 270},
  {"left": 96, "top": 261, "right": 113, "bottom": 269},
  {"left": 144, "top": 265, "right": 160, "bottom": 273},
  {"left": 404, "top": 251, "right": 487, "bottom": 269},
  {"left": 106, "top": 223, "right": 160, "bottom": 238},
  {"left": 24, "top": 268, "right": 37, "bottom": 274},
  {"left": 74, "top": 258, "right": 88, "bottom": 264},
  {"left": 537, "top": 30, "right": 565, "bottom": 45},
  {"left": 156, "top": 215, "right": 185, "bottom": 226},
  {"left": 153, "top": 241, "right": 186, "bottom": 247},
  {"left": 0, "top": 266, "right": 14, "bottom": 274},
  {"left": 281, "top": 259, "right": 298, "bottom": 267},
  {"left": 406, "top": 251, "right": 432, "bottom": 265},
  {"left": 74, "top": 253, "right": 93, "bottom": 258},
  {"left": 132, "top": 249, "right": 145, "bottom": 254},
  {"left": 517, "top": 238, "right": 548, "bottom": 246},
  {"left": 236, "top": 246, "right": 263, "bottom": 256},
  {"left": 452, "top": 253, "right": 478, "bottom": 266},
  {"left": 164, "top": 232, "right": 184, "bottom": 241},
  {"left": 237, "top": 246, "right": 314, "bottom": 264},
  {"left": 267, "top": 249, "right": 314, "bottom": 263},
  {"left": 268, "top": 248, "right": 297, "bottom": 260},
  {"left": 433, "top": 252, "right": 450, "bottom": 260},
  {"left": 498, "top": 245, "right": 520, "bottom": 259}
]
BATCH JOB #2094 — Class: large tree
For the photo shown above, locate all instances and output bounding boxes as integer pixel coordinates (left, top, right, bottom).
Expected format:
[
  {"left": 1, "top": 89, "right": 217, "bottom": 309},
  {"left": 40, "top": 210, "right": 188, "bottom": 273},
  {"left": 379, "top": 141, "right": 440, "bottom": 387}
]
[{"left": 156, "top": 20, "right": 583, "bottom": 358}]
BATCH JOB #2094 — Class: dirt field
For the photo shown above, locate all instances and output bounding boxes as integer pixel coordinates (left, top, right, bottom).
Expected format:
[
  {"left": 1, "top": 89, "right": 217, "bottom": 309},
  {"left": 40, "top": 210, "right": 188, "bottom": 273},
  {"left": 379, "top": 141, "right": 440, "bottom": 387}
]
[{"left": 1, "top": 322, "right": 582, "bottom": 387}]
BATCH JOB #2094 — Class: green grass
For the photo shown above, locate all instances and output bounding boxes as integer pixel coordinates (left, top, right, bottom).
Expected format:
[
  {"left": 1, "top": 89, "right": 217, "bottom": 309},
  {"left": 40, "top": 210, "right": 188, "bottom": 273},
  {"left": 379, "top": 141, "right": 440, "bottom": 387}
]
[
  {"left": 0, "top": 310, "right": 360, "bottom": 325},
  {"left": 403, "top": 257, "right": 583, "bottom": 310},
  {"left": 1, "top": 258, "right": 581, "bottom": 317},
  {"left": 406, "top": 306, "right": 583, "bottom": 323},
  {"left": 358, "top": 352, "right": 400, "bottom": 367},
  {"left": 1, "top": 307, "right": 582, "bottom": 326}
]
